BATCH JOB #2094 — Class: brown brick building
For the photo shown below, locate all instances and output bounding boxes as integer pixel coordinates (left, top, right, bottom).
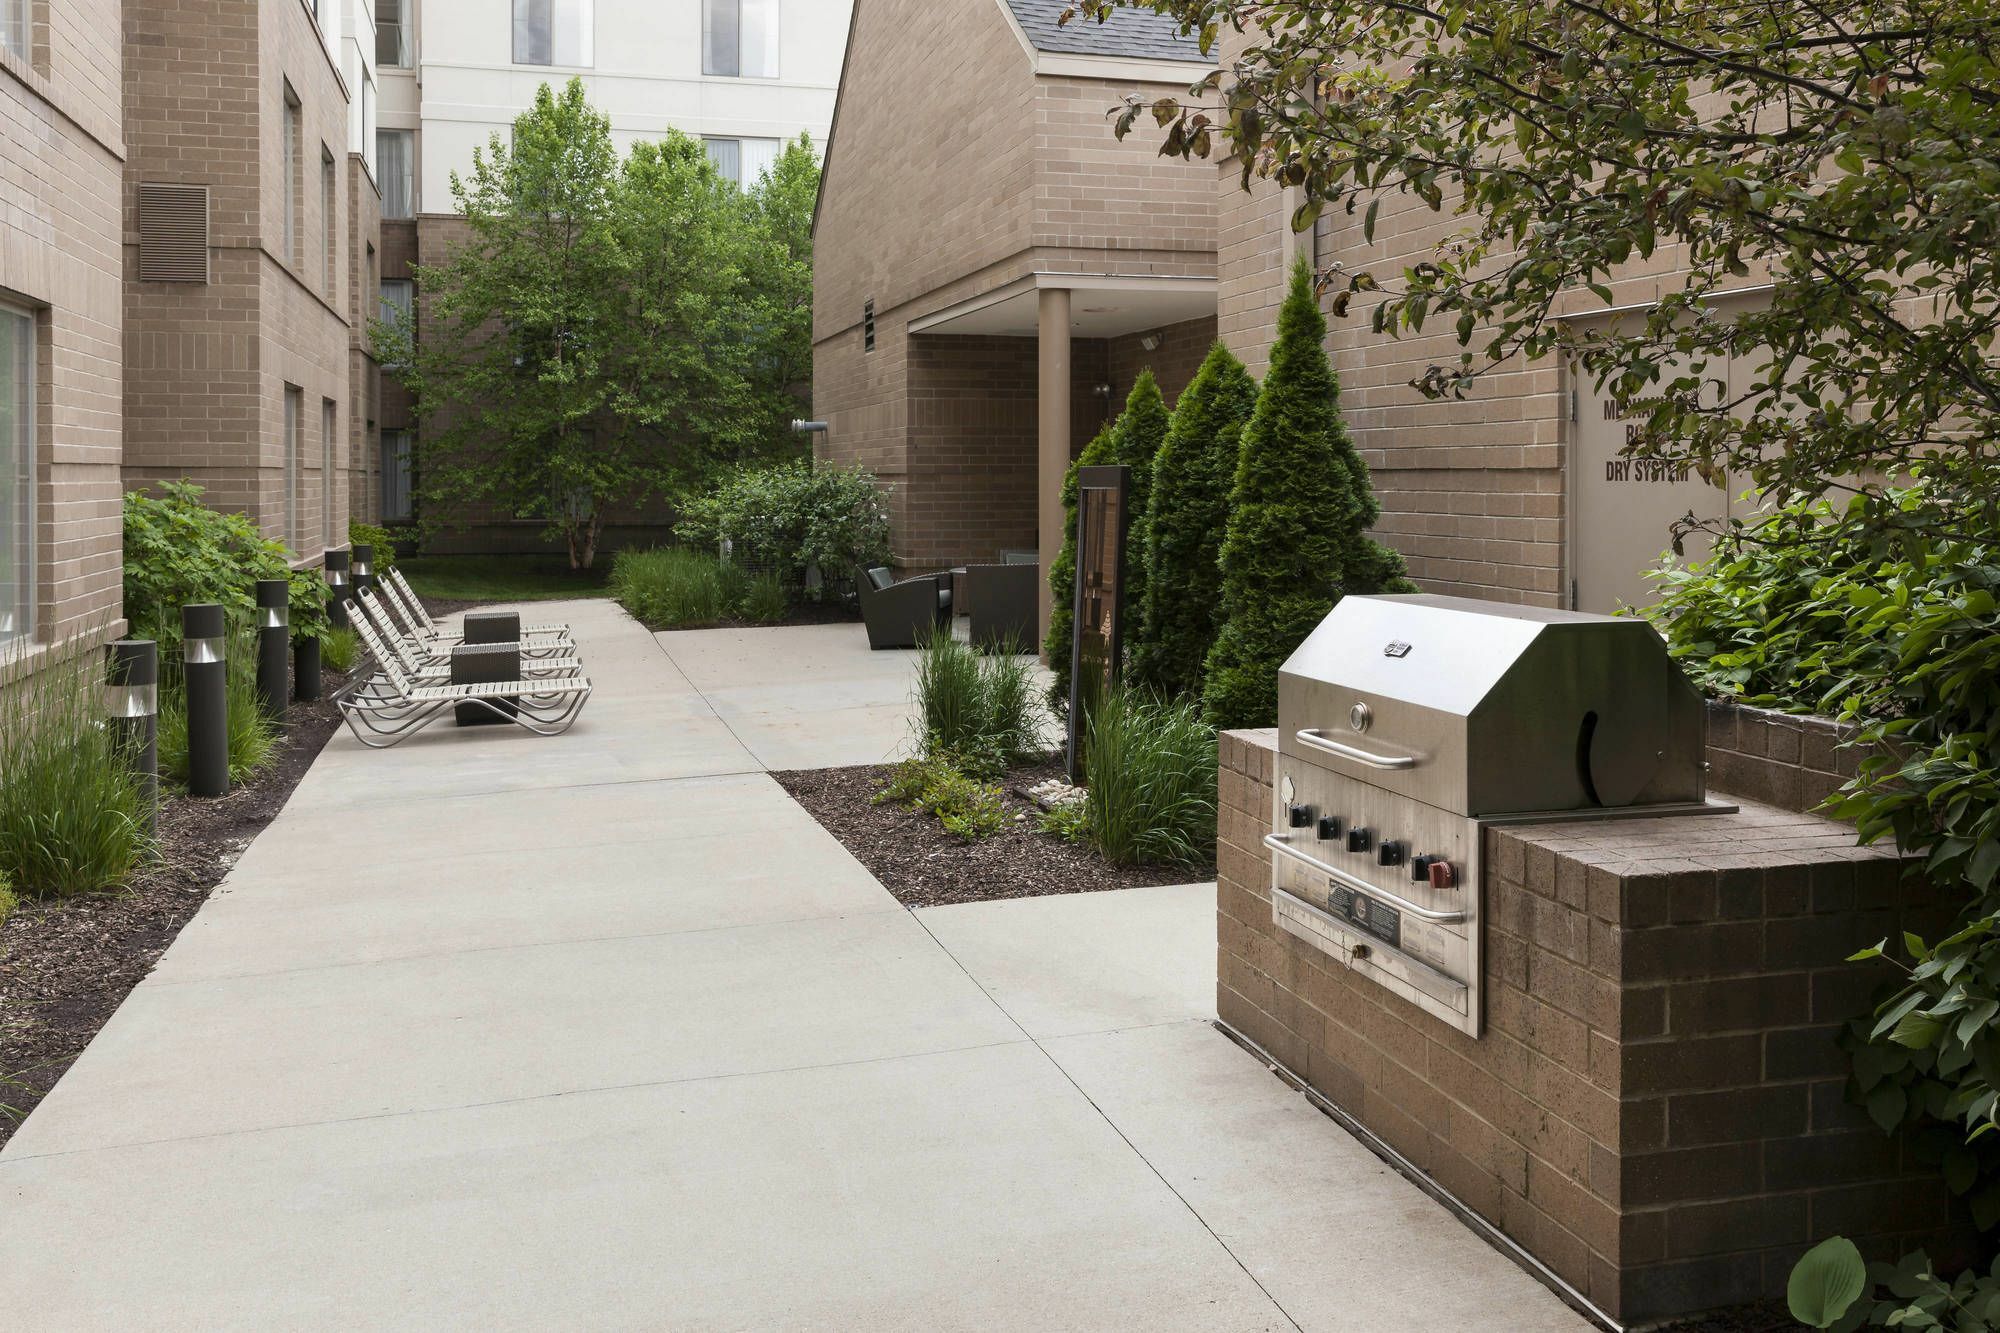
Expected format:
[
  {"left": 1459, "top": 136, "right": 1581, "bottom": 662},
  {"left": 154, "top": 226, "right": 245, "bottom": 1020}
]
[
  {"left": 0, "top": 0, "right": 128, "bottom": 655},
  {"left": 122, "top": 0, "right": 364, "bottom": 571},
  {"left": 812, "top": 0, "right": 1218, "bottom": 632}
]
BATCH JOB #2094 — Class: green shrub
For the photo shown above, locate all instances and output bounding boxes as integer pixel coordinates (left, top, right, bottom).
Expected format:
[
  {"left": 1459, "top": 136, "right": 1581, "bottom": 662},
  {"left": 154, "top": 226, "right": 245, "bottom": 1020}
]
[
  {"left": 1133, "top": 342, "right": 1259, "bottom": 699},
  {"left": 348, "top": 520, "right": 398, "bottom": 568},
  {"left": 157, "top": 628, "right": 278, "bottom": 788},
  {"left": 739, "top": 572, "right": 788, "bottom": 625},
  {"left": 1648, "top": 478, "right": 2000, "bottom": 1236},
  {"left": 320, "top": 627, "right": 360, "bottom": 674},
  {"left": 289, "top": 567, "right": 332, "bottom": 645},
  {"left": 1787, "top": 1236, "right": 2000, "bottom": 1331},
  {"left": 913, "top": 627, "right": 1044, "bottom": 778},
  {"left": 609, "top": 547, "right": 744, "bottom": 627},
  {"left": 124, "top": 482, "right": 288, "bottom": 642},
  {"left": 1079, "top": 686, "right": 1217, "bottom": 867},
  {"left": 1202, "top": 260, "right": 1413, "bottom": 729},
  {"left": 0, "top": 643, "right": 151, "bottom": 898},
  {"left": 0, "top": 876, "right": 16, "bottom": 928},
  {"left": 674, "top": 461, "right": 890, "bottom": 601},
  {"left": 873, "top": 752, "right": 1005, "bottom": 841},
  {"left": 1042, "top": 425, "right": 1116, "bottom": 701},
  {"left": 1110, "top": 370, "right": 1170, "bottom": 644}
]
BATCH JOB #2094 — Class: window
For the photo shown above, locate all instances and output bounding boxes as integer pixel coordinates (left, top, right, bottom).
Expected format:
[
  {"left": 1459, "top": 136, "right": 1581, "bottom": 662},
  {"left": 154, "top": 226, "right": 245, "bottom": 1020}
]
[
  {"left": 0, "top": 0, "right": 28, "bottom": 64},
  {"left": 377, "top": 129, "right": 414, "bottom": 218},
  {"left": 321, "top": 398, "right": 337, "bottom": 548},
  {"left": 863, "top": 299, "right": 875, "bottom": 353},
  {"left": 361, "top": 74, "right": 375, "bottom": 175},
  {"left": 283, "top": 386, "right": 303, "bottom": 549},
  {"left": 379, "top": 277, "right": 413, "bottom": 366},
  {"left": 380, "top": 430, "right": 412, "bottom": 521},
  {"left": 702, "top": 137, "right": 781, "bottom": 188},
  {"left": 282, "top": 85, "right": 301, "bottom": 264},
  {"left": 376, "top": 0, "right": 410, "bottom": 66},
  {"left": 0, "top": 303, "right": 33, "bottom": 646},
  {"left": 322, "top": 147, "right": 337, "bottom": 293},
  {"left": 703, "top": 0, "right": 776, "bottom": 78},
  {"left": 512, "top": 0, "right": 592, "bottom": 67}
]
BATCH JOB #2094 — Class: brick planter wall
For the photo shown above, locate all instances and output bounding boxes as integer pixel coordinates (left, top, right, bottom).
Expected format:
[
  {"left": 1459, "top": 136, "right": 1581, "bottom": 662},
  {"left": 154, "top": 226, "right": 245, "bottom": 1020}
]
[
  {"left": 1704, "top": 698, "right": 1874, "bottom": 815},
  {"left": 1216, "top": 729, "right": 1961, "bottom": 1325}
]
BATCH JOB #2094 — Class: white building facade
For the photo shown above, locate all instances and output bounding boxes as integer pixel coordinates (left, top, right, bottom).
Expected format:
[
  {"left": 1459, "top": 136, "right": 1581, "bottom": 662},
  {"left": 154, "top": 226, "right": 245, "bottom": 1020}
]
[{"left": 375, "top": 0, "right": 850, "bottom": 220}]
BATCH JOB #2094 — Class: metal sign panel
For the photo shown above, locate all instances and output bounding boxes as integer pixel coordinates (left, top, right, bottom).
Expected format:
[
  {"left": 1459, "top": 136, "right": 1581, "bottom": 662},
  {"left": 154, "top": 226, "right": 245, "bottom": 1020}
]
[{"left": 1065, "top": 464, "right": 1130, "bottom": 783}]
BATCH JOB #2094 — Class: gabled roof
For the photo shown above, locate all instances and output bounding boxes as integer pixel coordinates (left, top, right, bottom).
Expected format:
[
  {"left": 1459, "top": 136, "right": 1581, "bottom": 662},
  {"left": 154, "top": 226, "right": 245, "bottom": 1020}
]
[{"left": 1000, "top": 0, "right": 1206, "bottom": 62}]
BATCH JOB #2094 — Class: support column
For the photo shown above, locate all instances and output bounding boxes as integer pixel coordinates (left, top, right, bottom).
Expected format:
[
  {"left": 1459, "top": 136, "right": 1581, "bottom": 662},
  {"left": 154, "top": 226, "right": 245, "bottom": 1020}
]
[{"left": 1036, "top": 286, "right": 1072, "bottom": 648}]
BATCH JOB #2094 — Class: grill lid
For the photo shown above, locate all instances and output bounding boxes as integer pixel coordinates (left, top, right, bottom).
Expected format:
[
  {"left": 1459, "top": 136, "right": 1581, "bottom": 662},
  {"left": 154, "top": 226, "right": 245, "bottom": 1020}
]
[{"left": 1277, "top": 594, "right": 1706, "bottom": 816}]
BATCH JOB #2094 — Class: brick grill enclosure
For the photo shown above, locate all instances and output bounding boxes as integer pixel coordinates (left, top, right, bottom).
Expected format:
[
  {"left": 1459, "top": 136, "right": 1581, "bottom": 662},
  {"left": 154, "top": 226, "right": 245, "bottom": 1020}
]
[{"left": 1216, "top": 728, "right": 1963, "bottom": 1325}]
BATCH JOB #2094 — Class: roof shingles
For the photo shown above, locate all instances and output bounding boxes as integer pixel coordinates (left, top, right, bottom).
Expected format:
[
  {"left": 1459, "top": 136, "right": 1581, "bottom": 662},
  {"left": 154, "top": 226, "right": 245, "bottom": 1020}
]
[{"left": 1002, "top": 0, "right": 1209, "bottom": 62}]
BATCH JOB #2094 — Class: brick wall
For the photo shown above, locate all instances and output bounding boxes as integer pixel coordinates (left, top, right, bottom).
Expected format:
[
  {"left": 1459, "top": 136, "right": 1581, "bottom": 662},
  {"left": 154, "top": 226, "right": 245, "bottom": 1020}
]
[
  {"left": 122, "top": 0, "right": 353, "bottom": 568},
  {"left": 345, "top": 154, "right": 382, "bottom": 525},
  {"left": 1706, "top": 700, "right": 1870, "bottom": 816},
  {"left": 1106, "top": 315, "right": 1215, "bottom": 409},
  {"left": 1217, "top": 728, "right": 1963, "bottom": 1325},
  {"left": 0, "top": 0, "right": 126, "bottom": 646}
]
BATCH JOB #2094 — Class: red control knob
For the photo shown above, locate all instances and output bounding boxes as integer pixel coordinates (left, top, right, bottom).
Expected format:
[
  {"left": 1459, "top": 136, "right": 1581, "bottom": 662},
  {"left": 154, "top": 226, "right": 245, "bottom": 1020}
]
[{"left": 1427, "top": 859, "right": 1457, "bottom": 889}]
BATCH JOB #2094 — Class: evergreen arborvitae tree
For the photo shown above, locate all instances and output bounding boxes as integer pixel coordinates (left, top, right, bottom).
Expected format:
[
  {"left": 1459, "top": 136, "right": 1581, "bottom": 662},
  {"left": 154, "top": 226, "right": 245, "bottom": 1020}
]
[
  {"left": 1043, "top": 425, "right": 1116, "bottom": 700},
  {"left": 1131, "top": 342, "right": 1258, "bottom": 699},
  {"left": 1109, "top": 370, "right": 1170, "bottom": 634},
  {"left": 1201, "top": 260, "right": 1414, "bottom": 729}
]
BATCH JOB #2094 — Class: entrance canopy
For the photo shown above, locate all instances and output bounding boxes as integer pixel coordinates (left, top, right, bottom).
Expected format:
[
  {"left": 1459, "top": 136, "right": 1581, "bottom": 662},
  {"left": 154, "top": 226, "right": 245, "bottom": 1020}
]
[{"left": 910, "top": 274, "right": 1216, "bottom": 340}]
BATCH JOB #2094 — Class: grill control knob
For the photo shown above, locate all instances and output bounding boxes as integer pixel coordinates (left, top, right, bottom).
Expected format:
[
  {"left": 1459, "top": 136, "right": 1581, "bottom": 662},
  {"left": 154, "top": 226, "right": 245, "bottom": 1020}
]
[
  {"left": 1315, "top": 814, "right": 1343, "bottom": 841},
  {"left": 1287, "top": 803, "right": 1315, "bottom": 829},
  {"left": 1346, "top": 827, "right": 1373, "bottom": 854},
  {"left": 1427, "top": 859, "right": 1458, "bottom": 890},
  {"left": 1377, "top": 839, "right": 1406, "bottom": 867},
  {"left": 1410, "top": 854, "right": 1435, "bottom": 883}
]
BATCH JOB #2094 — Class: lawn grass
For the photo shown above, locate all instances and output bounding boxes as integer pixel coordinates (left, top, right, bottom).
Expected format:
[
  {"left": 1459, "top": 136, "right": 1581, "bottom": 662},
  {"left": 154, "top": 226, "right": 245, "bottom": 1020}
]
[{"left": 395, "top": 554, "right": 612, "bottom": 603}]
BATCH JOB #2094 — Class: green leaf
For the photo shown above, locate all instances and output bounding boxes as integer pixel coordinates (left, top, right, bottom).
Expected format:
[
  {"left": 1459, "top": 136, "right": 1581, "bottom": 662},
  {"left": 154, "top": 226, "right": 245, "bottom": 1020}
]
[
  {"left": 1788, "top": 1236, "right": 1868, "bottom": 1328},
  {"left": 1867, "top": 1080, "right": 1908, "bottom": 1133}
]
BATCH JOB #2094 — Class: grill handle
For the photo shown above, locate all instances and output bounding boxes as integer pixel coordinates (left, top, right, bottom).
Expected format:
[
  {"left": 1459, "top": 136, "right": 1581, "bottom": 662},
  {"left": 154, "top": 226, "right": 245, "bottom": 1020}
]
[
  {"left": 1294, "top": 728, "right": 1418, "bottom": 770},
  {"left": 1264, "top": 833, "right": 1468, "bottom": 923}
]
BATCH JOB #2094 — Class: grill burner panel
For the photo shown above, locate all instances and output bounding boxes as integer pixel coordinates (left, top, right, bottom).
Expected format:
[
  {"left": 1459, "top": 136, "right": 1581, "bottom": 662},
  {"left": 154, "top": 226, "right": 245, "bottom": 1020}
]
[{"left": 1270, "top": 593, "right": 1727, "bottom": 1036}]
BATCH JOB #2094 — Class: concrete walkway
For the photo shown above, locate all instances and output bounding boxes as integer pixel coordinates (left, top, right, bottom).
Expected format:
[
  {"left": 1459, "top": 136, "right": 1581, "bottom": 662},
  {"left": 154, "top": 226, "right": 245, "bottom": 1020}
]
[{"left": 0, "top": 600, "right": 1582, "bottom": 1330}]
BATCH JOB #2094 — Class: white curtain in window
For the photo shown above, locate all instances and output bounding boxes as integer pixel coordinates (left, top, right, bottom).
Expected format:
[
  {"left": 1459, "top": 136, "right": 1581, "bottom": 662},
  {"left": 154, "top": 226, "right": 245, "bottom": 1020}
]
[
  {"left": 0, "top": 305, "right": 31, "bottom": 645},
  {"left": 515, "top": 0, "right": 592, "bottom": 66},
  {"left": 381, "top": 431, "right": 413, "bottom": 521},
  {"left": 738, "top": 138, "right": 782, "bottom": 187},
  {"left": 377, "top": 130, "right": 413, "bottom": 218},
  {"left": 0, "top": 0, "right": 27, "bottom": 64},
  {"left": 739, "top": 0, "right": 777, "bottom": 78},
  {"left": 377, "top": 0, "right": 410, "bottom": 66},
  {"left": 703, "top": 138, "right": 741, "bottom": 185}
]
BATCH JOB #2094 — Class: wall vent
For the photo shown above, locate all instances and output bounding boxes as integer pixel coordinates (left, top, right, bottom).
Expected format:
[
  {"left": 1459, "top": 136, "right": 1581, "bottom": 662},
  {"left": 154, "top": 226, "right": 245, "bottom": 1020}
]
[
  {"left": 136, "top": 183, "right": 210, "bottom": 282},
  {"left": 863, "top": 298, "right": 875, "bottom": 353}
]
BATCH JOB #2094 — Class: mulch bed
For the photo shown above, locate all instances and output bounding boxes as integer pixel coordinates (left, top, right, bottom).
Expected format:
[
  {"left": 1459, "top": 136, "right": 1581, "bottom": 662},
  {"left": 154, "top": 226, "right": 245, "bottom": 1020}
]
[
  {"left": 0, "top": 671, "right": 346, "bottom": 1148},
  {"left": 772, "top": 756, "right": 1211, "bottom": 909}
]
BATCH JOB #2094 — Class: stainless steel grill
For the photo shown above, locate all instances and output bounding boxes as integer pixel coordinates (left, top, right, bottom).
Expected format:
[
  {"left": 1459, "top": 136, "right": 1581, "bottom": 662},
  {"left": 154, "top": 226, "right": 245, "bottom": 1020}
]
[{"left": 1266, "top": 593, "right": 1729, "bottom": 1035}]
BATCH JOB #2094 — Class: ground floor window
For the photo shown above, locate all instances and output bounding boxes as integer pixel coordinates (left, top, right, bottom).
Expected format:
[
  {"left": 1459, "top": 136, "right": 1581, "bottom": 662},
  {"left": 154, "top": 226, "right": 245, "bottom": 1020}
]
[
  {"left": 283, "top": 385, "right": 303, "bottom": 550},
  {"left": 321, "top": 397, "right": 337, "bottom": 547},
  {"left": 0, "top": 303, "right": 34, "bottom": 646},
  {"left": 381, "top": 429, "right": 412, "bottom": 521}
]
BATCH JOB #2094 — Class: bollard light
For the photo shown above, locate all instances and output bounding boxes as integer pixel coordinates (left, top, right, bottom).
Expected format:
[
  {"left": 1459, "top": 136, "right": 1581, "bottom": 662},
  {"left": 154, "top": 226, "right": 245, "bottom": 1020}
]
[
  {"left": 254, "top": 578, "right": 290, "bottom": 718},
  {"left": 106, "top": 638, "right": 159, "bottom": 829},
  {"left": 352, "top": 544, "right": 375, "bottom": 599},
  {"left": 182, "top": 602, "right": 229, "bottom": 798},
  {"left": 324, "top": 548, "right": 351, "bottom": 629},
  {"left": 294, "top": 631, "right": 321, "bottom": 702}
]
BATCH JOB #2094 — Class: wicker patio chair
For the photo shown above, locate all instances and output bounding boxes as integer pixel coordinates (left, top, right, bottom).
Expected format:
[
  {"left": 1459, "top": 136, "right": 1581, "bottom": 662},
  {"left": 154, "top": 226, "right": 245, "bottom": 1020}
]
[{"left": 855, "top": 564, "right": 950, "bottom": 650}]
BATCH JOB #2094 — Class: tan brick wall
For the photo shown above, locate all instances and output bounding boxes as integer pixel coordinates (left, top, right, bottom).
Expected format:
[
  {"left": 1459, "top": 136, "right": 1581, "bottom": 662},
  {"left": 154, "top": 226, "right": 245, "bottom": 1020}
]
[
  {"left": 123, "top": 0, "right": 352, "bottom": 568},
  {"left": 0, "top": 0, "right": 127, "bottom": 645},
  {"left": 1216, "top": 729, "right": 1963, "bottom": 1325},
  {"left": 814, "top": 0, "right": 1220, "bottom": 566},
  {"left": 345, "top": 155, "right": 382, "bottom": 525},
  {"left": 1106, "top": 314, "right": 1215, "bottom": 408}
]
